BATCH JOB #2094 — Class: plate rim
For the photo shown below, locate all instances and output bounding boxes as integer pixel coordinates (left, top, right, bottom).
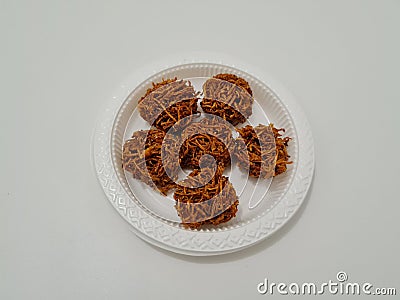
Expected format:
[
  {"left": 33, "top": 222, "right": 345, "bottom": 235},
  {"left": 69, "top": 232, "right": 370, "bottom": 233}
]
[{"left": 92, "top": 54, "right": 315, "bottom": 256}]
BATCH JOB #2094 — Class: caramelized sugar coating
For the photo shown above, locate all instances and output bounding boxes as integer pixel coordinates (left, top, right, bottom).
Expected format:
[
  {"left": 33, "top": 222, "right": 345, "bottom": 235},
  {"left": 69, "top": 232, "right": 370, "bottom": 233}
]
[
  {"left": 179, "top": 116, "right": 235, "bottom": 170},
  {"left": 138, "top": 78, "right": 199, "bottom": 132},
  {"left": 122, "top": 129, "right": 179, "bottom": 195},
  {"left": 201, "top": 74, "right": 254, "bottom": 125},
  {"left": 174, "top": 165, "right": 239, "bottom": 229},
  {"left": 235, "top": 124, "right": 292, "bottom": 178}
]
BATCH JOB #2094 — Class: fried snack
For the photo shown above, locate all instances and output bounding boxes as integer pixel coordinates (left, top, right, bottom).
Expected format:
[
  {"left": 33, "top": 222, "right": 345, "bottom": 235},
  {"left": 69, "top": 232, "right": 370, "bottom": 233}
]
[
  {"left": 122, "top": 129, "right": 179, "bottom": 195},
  {"left": 213, "top": 73, "right": 253, "bottom": 96},
  {"left": 179, "top": 116, "right": 235, "bottom": 169},
  {"left": 174, "top": 165, "right": 239, "bottom": 229},
  {"left": 138, "top": 78, "right": 200, "bottom": 132},
  {"left": 234, "top": 124, "right": 292, "bottom": 178},
  {"left": 201, "top": 73, "right": 254, "bottom": 125}
]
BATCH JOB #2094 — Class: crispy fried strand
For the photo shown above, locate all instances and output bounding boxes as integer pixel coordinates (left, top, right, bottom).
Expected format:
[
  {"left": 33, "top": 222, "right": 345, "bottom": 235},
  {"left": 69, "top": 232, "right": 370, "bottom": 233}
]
[
  {"left": 174, "top": 165, "right": 239, "bottom": 229},
  {"left": 179, "top": 116, "right": 235, "bottom": 169},
  {"left": 201, "top": 73, "right": 254, "bottom": 125},
  {"left": 122, "top": 129, "right": 179, "bottom": 195},
  {"left": 138, "top": 78, "right": 200, "bottom": 132},
  {"left": 234, "top": 124, "right": 292, "bottom": 178},
  {"left": 213, "top": 73, "right": 253, "bottom": 96}
]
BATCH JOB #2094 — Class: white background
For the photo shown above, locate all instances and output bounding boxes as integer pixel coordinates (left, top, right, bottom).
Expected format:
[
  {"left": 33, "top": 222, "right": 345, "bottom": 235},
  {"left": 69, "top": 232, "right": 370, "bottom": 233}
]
[{"left": 1, "top": 1, "right": 399, "bottom": 299}]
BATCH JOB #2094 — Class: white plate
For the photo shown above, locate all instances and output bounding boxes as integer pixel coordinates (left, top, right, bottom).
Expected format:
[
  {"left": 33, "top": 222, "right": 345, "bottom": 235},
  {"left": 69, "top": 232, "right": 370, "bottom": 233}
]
[{"left": 92, "top": 60, "right": 314, "bottom": 256}]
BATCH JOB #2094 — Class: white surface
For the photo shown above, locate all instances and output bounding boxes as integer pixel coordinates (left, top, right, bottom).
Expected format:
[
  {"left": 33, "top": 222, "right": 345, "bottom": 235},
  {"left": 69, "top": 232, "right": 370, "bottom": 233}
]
[{"left": 1, "top": 0, "right": 399, "bottom": 298}]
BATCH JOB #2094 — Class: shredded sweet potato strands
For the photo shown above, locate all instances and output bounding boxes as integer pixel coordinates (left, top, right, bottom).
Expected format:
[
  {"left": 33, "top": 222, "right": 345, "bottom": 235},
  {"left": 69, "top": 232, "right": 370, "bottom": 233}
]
[
  {"left": 179, "top": 116, "right": 234, "bottom": 170},
  {"left": 174, "top": 165, "right": 239, "bottom": 229},
  {"left": 213, "top": 73, "right": 253, "bottom": 96},
  {"left": 235, "top": 124, "right": 292, "bottom": 178},
  {"left": 201, "top": 74, "right": 254, "bottom": 125},
  {"left": 138, "top": 78, "right": 200, "bottom": 132},
  {"left": 122, "top": 129, "right": 179, "bottom": 195},
  {"left": 122, "top": 75, "right": 293, "bottom": 229}
]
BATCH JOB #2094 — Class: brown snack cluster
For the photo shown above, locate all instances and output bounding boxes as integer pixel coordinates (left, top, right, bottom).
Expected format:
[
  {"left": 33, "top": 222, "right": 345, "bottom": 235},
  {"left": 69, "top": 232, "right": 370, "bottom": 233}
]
[
  {"left": 201, "top": 73, "right": 254, "bottom": 125},
  {"left": 123, "top": 74, "right": 293, "bottom": 229},
  {"left": 122, "top": 129, "right": 179, "bottom": 195},
  {"left": 213, "top": 73, "right": 253, "bottom": 96},
  {"left": 179, "top": 116, "right": 235, "bottom": 170},
  {"left": 138, "top": 78, "right": 200, "bottom": 132},
  {"left": 174, "top": 165, "right": 239, "bottom": 229},
  {"left": 234, "top": 124, "right": 292, "bottom": 178}
]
